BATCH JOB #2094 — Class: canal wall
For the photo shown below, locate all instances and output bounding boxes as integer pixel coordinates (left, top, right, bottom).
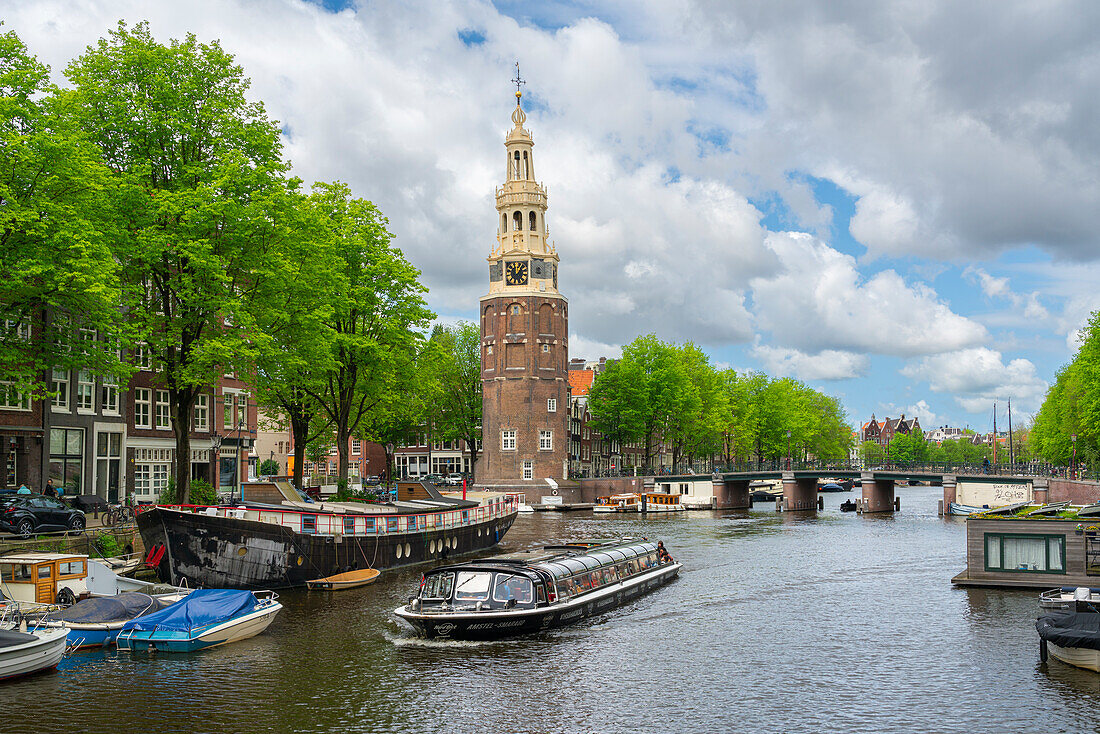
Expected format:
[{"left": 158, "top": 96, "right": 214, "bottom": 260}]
[
  {"left": 1045, "top": 478, "right": 1100, "bottom": 504},
  {"left": 574, "top": 476, "right": 649, "bottom": 503}
]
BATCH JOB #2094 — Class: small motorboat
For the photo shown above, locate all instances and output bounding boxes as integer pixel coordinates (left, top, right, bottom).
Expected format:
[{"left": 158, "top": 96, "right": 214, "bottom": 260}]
[
  {"left": 594, "top": 493, "right": 641, "bottom": 513},
  {"left": 1037, "top": 590, "right": 1100, "bottom": 671},
  {"left": 818, "top": 482, "right": 846, "bottom": 492},
  {"left": 44, "top": 592, "right": 183, "bottom": 649},
  {"left": 306, "top": 568, "right": 380, "bottom": 590},
  {"left": 947, "top": 502, "right": 987, "bottom": 516},
  {"left": 839, "top": 499, "right": 858, "bottom": 512},
  {"left": 0, "top": 623, "right": 69, "bottom": 681},
  {"left": 1040, "top": 587, "right": 1100, "bottom": 610},
  {"left": 116, "top": 589, "right": 282, "bottom": 653}
]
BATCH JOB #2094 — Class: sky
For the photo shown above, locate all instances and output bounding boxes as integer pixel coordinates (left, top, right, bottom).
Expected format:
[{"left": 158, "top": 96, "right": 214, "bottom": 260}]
[{"left": 6, "top": 0, "right": 1100, "bottom": 433}]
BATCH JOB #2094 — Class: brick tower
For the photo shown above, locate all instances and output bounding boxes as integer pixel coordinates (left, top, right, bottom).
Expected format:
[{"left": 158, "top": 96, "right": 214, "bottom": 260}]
[{"left": 475, "top": 84, "right": 569, "bottom": 490}]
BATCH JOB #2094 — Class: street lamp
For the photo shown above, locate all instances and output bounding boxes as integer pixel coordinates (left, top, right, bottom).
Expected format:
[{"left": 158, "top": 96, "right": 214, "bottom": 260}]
[
  {"left": 1072, "top": 434, "right": 1078, "bottom": 480},
  {"left": 210, "top": 433, "right": 223, "bottom": 505},
  {"left": 786, "top": 430, "right": 791, "bottom": 471}
]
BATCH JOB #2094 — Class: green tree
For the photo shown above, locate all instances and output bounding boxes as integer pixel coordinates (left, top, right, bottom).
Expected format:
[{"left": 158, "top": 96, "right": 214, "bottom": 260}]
[
  {"left": 0, "top": 27, "right": 128, "bottom": 395},
  {"left": 303, "top": 182, "right": 433, "bottom": 489},
  {"left": 258, "top": 458, "right": 281, "bottom": 476},
  {"left": 424, "top": 322, "right": 482, "bottom": 480},
  {"left": 719, "top": 369, "right": 757, "bottom": 465},
  {"left": 587, "top": 357, "right": 647, "bottom": 455},
  {"left": 65, "top": 22, "right": 293, "bottom": 502}
]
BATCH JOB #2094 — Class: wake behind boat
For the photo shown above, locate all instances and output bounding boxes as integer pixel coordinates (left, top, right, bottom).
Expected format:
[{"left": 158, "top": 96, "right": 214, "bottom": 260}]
[{"left": 395, "top": 538, "right": 680, "bottom": 641}]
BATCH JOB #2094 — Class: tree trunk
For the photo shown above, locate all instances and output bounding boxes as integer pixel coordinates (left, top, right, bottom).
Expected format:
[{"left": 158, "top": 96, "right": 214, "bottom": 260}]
[
  {"left": 170, "top": 387, "right": 197, "bottom": 504},
  {"left": 336, "top": 425, "right": 350, "bottom": 489},
  {"left": 289, "top": 412, "right": 310, "bottom": 491}
]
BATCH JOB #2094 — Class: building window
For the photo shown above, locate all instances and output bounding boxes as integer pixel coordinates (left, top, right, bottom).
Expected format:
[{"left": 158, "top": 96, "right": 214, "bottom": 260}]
[
  {"left": 95, "top": 432, "right": 122, "bottom": 503},
  {"left": 511, "top": 305, "right": 520, "bottom": 315},
  {"left": 5, "top": 446, "right": 16, "bottom": 486},
  {"left": 134, "top": 388, "right": 152, "bottom": 429},
  {"left": 223, "top": 393, "right": 234, "bottom": 427},
  {"left": 76, "top": 370, "right": 95, "bottom": 411},
  {"left": 0, "top": 382, "right": 30, "bottom": 411},
  {"left": 193, "top": 394, "right": 209, "bottom": 431},
  {"left": 522, "top": 460, "right": 533, "bottom": 480},
  {"left": 539, "top": 430, "right": 553, "bottom": 451},
  {"left": 133, "top": 449, "right": 172, "bottom": 500},
  {"left": 135, "top": 343, "right": 152, "bottom": 370},
  {"left": 984, "top": 533, "right": 1064, "bottom": 573},
  {"left": 102, "top": 377, "right": 119, "bottom": 415},
  {"left": 547, "top": 398, "right": 556, "bottom": 413},
  {"left": 49, "top": 427, "right": 84, "bottom": 495},
  {"left": 5, "top": 320, "right": 30, "bottom": 341},
  {"left": 352, "top": 438, "right": 361, "bottom": 454},
  {"left": 679, "top": 483, "right": 689, "bottom": 495},
  {"left": 501, "top": 430, "right": 516, "bottom": 451},
  {"left": 541, "top": 343, "right": 550, "bottom": 353},
  {"left": 155, "top": 390, "right": 171, "bottom": 430},
  {"left": 51, "top": 368, "right": 69, "bottom": 410},
  {"left": 486, "top": 344, "right": 493, "bottom": 355}
]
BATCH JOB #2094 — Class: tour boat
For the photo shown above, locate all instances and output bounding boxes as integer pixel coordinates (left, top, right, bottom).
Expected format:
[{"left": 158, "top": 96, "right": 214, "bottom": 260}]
[
  {"left": 115, "top": 589, "right": 281, "bottom": 653},
  {"left": 0, "top": 624, "right": 68, "bottom": 681},
  {"left": 1037, "top": 591, "right": 1100, "bottom": 671},
  {"left": 394, "top": 538, "right": 681, "bottom": 640},
  {"left": 136, "top": 487, "right": 518, "bottom": 589},
  {"left": 642, "top": 493, "right": 685, "bottom": 512},
  {"left": 593, "top": 493, "right": 641, "bottom": 513}
]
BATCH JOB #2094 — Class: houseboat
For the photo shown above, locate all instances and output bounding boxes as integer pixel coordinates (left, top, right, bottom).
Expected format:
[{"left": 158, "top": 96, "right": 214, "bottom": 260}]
[
  {"left": 953, "top": 502, "right": 1100, "bottom": 589},
  {"left": 0, "top": 553, "right": 92, "bottom": 606},
  {"left": 136, "top": 486, "right": 518, "bottom": 589},
  {"left": 394, "top": 538, "right": 681, "bottom": 640}
]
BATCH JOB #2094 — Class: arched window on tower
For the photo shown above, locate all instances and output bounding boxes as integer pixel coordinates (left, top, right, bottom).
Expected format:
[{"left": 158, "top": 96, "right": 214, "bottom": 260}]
[
  {"left": 522, "top": 151, "right": 530, "bottom": 179},
  {"left": 501, "top": 213, "right": 507, "bottom": 233},
  {"left": 529, "top": 211, "right": 537, "bottom": 231},
  {"left": 512, "top": 211, "right": 522, "bottom": 232},
  {"left": 513, "top": 151, "right": 521, "bottom": 180}
]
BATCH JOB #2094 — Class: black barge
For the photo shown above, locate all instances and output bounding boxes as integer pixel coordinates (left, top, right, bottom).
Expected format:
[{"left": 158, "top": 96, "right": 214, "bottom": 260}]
[{"left": 394, "top": 538, "right": 681, "bottom": 640}]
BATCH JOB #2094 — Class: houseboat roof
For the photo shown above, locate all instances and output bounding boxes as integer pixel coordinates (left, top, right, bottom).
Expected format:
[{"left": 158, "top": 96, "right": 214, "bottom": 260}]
[
  {"left": 0, "top": 552, "right": 88, "bottom": 563},
  {"left": 972, "top": 503, "right": 1100, "bottom": 521}
]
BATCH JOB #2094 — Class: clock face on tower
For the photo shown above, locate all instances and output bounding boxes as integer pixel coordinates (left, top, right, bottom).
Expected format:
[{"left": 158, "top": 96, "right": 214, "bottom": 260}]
[{"left": 505, "top": 260, "right": 529, "bottom": 286}]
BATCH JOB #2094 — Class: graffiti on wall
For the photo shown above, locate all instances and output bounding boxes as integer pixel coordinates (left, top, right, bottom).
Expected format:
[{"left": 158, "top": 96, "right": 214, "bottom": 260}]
[{"left": 957, "top": 481, "right": 1032, "bottom": 507}]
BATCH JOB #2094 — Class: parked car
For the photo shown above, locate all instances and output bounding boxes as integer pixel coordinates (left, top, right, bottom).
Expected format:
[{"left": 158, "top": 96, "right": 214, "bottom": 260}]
[
  {"left": 0, "top": 494, "right": 86, "bottom": 537},
  {"left": 424, "top": 474, "right": 444, "bottom": 485},
  {"left": 363, "top": 475, "right": 381, "bottom": 487},
  {"left": 444, "top": 473, "right": 465, "bottom": 486}
]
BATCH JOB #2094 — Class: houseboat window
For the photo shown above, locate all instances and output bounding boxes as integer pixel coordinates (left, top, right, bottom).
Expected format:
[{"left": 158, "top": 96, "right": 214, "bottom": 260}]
[
  {"left": 453, "top": 571, "right": 492, "bottom": 601},
  {"left": 364, "top": 517, "right": 375, "bottom": 531},
  {"left": 422, "top": 572, "right": 454, "bottom": 600},
  {"left": 1086, "top": 534, "right": 1100, "bottom": 576},
  {"left": 409, "top": 516, "right": 418, "bottom": 530},
  {"left": 387, "top": 518, "right": 399, "bottom": 532},
  {"left": 301, "top": 515, "right": 317, "bottom": 534},
  {"left": 60, "top": 561, "right": 85, "bottom": 576},
  {"left": 38, "top": 565, "right": 51, "bottom": 579},
  {"left": 343, "top": 517, "right": 356, "bottom": 535},
  {"left": 984, "top": 533, "right": 1065, "bottom": 573},
  {"left": 5, "top": 564, "right": 32, "bottom": 581},
  {"left": 493, "top": 574, "right": 533, "bottom": 603}
]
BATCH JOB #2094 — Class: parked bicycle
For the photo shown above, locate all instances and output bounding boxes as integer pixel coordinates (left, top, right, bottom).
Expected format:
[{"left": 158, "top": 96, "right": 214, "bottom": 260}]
[{"left": 105, "top": 503, "right": 136, "bottom": 526}]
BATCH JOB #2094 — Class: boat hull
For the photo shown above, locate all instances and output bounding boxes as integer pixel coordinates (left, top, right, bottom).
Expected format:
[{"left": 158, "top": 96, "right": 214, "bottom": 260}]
[
  {"left": 1047, "top": 642, "right": 1100, "bottom": 672},
  {"left": 0, "top": 627, "right": 68, "bottom": 680},
  {"left": 396, "top": 563, "right": 680, "bottom": 641},
  {"left": 118, "top": 603, "right": 281, "bottom": 653},
  {"left": 137, "top": 506, "right": 517, "bottom": 590}
]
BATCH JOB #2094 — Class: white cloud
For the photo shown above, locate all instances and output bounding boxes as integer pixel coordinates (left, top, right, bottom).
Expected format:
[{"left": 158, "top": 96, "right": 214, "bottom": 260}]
[
  {"left": 901, "top": 347, "right": 1048, "bottom": 413},
  {"left": 750, "top": 232, "right": 987, "bottom": 357},
  {"left": 905, "top": 400, "right": 938, "bottom": 428},
  {"left": 569, "top": 335, "right": 622, "bottom": 362},
  {"left": 750, "top": 343, "right": 868, "bottom": 381}
]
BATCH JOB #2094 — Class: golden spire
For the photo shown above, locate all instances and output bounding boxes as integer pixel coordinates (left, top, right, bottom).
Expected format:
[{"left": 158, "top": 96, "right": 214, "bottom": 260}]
[{"left": 512, "top": 61, "right": 525, "bottom": 105}]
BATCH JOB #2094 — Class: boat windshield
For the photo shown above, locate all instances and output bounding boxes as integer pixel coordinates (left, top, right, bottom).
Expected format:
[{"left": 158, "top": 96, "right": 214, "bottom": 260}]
[
  {"left": 453, "top": 571, "right": 493, "bottom": 601},
  {"left": 492, "top": 574, "right": 533, "bottom": 604},
  {"left": 421, "top": 572, "right": 455, "bottom": 600}
]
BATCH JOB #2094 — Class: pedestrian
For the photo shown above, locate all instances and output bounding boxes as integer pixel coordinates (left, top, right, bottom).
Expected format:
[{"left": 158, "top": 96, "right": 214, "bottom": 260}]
[
  {"left": 44, "top": 480, "right": 56, "bottom": 498},
  {"left": 16, "top": 483, "right": 30, "bottom": 494}
]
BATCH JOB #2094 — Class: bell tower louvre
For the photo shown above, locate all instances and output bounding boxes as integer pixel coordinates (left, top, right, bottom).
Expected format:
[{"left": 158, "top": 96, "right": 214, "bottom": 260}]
[{"left": 474, "top": 69, "right": 570, "bottom": 491}]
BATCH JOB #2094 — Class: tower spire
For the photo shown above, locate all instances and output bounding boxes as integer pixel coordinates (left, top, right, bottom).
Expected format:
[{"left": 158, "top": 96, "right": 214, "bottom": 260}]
[{"left": 511, "top": 61, "right": 526, "bottom": 105}]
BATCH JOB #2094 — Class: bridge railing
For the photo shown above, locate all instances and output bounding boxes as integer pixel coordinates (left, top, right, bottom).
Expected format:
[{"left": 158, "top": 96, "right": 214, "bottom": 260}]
[{"left": 572, "top": 460, "right": 1094, "bottom": 480}]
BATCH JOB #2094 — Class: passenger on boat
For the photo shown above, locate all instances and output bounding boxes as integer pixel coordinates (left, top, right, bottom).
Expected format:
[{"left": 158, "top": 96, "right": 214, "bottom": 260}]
[{"left": 657, "top": 542, "right": 672, "bottom": 563}]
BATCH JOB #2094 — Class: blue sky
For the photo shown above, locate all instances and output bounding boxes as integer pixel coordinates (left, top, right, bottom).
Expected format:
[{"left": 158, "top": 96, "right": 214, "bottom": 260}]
[{"left": 8, "top": 0, "right": 1099, "bottom": 433}]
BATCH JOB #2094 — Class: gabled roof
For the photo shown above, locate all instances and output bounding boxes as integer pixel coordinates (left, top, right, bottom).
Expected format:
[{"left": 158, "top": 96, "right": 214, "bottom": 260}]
[{"left": 569, "top": 370, "right": 594, "bottom": 396}]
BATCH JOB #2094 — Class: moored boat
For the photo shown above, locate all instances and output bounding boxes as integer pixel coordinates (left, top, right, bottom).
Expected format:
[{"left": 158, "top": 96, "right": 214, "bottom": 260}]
[
  {"left": 948, "top": 502, "right": 987, "bottom": 516},
  {"left": 44, "top": 591, "right": 183, "bottom": 649},
  {"left": 306, "top": 568, "right": 380, "bottom": 590},
  {"left": 0, "top": 625, "right": 68, "bottom": 681},
  {"left": 394, "top": 538, "right": 680, "bottom": 640},
  {"left": 1037, "top": 591, "right": 1100, "bottom": 671},
  {"left": 642, "top": 493, "right": 685, "bottom": 512},
  {"left": 1040, "top": 586, "right": 1100, "bottom": 610},
  {"left": 115, "top": 589, "right": 282, "bottom": 653},
  {"left": 593, "top": 493, "right": 641, "bottom": 513},
  {"left": 136, "top": 487, "right": 518, "bottom": 589}
]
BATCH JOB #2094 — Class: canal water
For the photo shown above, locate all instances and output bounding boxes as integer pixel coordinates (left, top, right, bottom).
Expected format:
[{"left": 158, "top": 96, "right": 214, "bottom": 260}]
[{"left": 12, "top": 486, "right": 1100, "bottom": 733}]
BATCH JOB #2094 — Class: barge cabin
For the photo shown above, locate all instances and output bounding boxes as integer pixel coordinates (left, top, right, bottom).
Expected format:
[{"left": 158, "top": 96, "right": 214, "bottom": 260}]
[
  {"left": 395, "top": 538, "right": 680, "bottom": 640},
  {"left": 954, "top": 502, "right": 1100, "bottom": 589}
]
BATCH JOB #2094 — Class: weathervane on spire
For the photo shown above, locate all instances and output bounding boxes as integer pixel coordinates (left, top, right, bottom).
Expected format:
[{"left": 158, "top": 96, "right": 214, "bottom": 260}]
[{"left": 512, "top": 61, "right": 526, "bottom": 104}]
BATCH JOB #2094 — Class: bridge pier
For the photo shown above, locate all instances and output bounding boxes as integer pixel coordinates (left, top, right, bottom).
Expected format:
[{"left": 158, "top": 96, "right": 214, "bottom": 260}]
[
  {"left": 781, "top": 473, "right": 818, "bottom": 512},
  {"left": 940, "top": 475, "right": 956, "bottom": 515},
  {"left": 860, "top": 473, "right": 895, "bottom": 513},
  {"left": 1032, "top": 478, "right": 1049, "bottom": 505},
  {"left": 713, "top": 478, "right": 751, "bottom": 509}
]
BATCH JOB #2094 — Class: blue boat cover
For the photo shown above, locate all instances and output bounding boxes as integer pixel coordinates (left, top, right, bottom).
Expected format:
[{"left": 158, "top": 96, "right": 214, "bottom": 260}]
[
  {"left": 47, "top": 592, "right": 162, "bottom": 624},
  {"left": 120, "top": 589, "right": 257, "bottom": 633}
]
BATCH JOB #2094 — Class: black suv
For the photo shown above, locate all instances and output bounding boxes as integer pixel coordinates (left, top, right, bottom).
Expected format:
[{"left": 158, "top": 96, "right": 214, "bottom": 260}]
[{"left": 0, "top": 494, "right": 86, "bottom": 537}]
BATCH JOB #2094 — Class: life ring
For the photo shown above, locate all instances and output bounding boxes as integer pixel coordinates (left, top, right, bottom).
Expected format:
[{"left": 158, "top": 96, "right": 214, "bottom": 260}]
[{"left": 552, "top": 490, "right": 558, "bottom": 496}]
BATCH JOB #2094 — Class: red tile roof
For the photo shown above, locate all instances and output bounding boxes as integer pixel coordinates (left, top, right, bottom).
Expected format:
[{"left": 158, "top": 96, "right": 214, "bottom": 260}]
[{"left": 569, "top": 370, "right": 594, "bottom": 396}]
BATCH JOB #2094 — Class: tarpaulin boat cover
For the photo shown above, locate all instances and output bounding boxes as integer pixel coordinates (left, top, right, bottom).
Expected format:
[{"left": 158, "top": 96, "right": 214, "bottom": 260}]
[
  {"left": 46, "top": 592, "right": 161, "bottom": 624},
  {"left": 0, "top": 629, "right": 38, "bottom": 649},
  {"left": 120, "top": 589, "right": 257, "bottom": 633},
  {"left": 1036, "top": 611, "right": 1100, "bottom": 650}
]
